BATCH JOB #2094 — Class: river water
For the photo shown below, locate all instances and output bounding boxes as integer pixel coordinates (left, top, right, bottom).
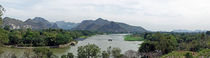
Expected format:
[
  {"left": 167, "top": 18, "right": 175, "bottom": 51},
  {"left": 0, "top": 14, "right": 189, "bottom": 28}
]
[{"left": 0, "top": 34, "right": 143, "bottom": 58}]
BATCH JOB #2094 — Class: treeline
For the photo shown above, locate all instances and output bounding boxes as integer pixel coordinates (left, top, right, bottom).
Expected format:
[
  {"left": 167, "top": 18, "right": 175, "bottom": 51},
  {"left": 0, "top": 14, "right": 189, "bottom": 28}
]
[
  {"left": 0, "top": 27, "right": 101, "bottom": 47},
  {"left": 138, "top": 32, "right": 210, "bottom": 57}
]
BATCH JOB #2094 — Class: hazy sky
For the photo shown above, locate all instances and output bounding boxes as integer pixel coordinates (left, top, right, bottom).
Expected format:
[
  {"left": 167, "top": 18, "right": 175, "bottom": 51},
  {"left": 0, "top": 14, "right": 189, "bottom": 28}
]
[{"left": 1, "top": 0, "right": 210, "bottom": 31}]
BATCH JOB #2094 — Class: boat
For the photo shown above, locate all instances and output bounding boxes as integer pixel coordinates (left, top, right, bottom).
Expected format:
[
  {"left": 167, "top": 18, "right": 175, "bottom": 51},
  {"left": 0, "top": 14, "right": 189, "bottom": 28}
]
[{"left": 108, "top": 39, "right": 112, "bottom": 41}]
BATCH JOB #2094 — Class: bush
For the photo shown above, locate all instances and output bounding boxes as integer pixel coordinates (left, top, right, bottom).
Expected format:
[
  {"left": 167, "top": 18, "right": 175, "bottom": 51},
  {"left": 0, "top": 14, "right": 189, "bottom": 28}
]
[{"left": 185, "top": 52, "right": 193, "bottom": 58}]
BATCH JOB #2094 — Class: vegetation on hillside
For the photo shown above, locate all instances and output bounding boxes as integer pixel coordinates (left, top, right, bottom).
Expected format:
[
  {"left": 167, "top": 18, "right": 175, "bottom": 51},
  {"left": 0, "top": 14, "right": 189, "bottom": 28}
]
[
  {"left": 161, "top": 51, "right": 195, "bottom": 58},
  {"left": 162, "top": 49, "right": 210, "bottom": 58},
  {"left": 138, "top": 32, "right": 210, "bottom": 57},
  {"left": 0, "top": 28, "right": 100, "bottom": 47}
]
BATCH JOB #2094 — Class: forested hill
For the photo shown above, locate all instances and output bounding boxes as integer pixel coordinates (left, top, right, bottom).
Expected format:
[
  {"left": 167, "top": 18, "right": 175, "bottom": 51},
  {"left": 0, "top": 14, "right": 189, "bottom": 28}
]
[{"left": 72, "top": 18, "right": 147, "bottom": 33}]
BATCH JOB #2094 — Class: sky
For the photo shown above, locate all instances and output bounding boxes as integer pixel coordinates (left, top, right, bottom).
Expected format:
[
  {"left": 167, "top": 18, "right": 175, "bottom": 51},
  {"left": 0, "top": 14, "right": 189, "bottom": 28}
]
[{"left": 1, "top": 0, "right": 210, "bottom": 31}]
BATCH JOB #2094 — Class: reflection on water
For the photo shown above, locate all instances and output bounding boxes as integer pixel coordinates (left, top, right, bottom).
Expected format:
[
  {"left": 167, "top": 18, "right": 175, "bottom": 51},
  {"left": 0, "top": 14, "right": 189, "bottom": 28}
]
[{"left": 1, "top": 34, "right": 143, "bottom": 58}]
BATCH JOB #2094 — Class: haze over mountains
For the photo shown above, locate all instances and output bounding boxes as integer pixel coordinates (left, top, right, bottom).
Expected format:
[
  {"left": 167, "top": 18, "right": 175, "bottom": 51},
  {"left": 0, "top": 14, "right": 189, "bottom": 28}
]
[{"left": 2, "top": 17, "right": 147, "bottom": 33}]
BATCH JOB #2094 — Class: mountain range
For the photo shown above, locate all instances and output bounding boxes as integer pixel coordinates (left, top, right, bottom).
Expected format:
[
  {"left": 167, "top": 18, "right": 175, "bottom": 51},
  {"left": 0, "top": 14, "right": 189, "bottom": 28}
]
[
  {"left": 73, "top": 18, "right": 147, "bottom": 33},
  {"left": 3, "top": 17, "right": 58, "bottom": 29},
  {"left": 2, "top": 17, "right": 147, "bottom": 33}
]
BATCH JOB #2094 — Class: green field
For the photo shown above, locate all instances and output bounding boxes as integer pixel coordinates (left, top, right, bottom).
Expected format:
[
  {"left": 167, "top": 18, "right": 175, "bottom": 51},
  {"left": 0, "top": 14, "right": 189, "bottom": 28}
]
[{"left": 124, "top": 35, "right": 144, "bottom": 41}]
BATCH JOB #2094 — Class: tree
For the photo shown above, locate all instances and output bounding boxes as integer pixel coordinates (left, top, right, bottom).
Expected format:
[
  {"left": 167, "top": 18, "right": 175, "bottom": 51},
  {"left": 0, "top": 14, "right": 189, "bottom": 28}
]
[
  {"left": 61, "top": 53, "right": 74, "bottom": 58},
  {"left": 138, "top": 42, "right": 156, "bottom": 53},
  {"left": 78, "top": 44, "right": 101, "bottom": 58},
  {"left": 102, "top": 51, "right": 110, "bottom": 58},
  {"left": 0, "top": 28, "right": 9, "bottom": 44},
  {"left": 55, "top": 33, "right": 72, "bottom": 45},
  {"left": 124, "top": 50, "right": 138, "bottom": 58},
  {"left": 67, "top": 53, "right": 74, "bottom": 58},
  {"left": 61, "top": 55, "right": 67, "bottom": 58},
  {"left": 185, "top": 52, "right": 193, "bottom": 58},
  {"left": 8, "top": 30, "right": 22, "bottom": 45},
  {"left": 44, "top": 32, "right": 57, "bottom": 46},
  {"left": 0, "top": 5, "right": 5, "bottom": 26},
  {"left": 23, "top": 29, "right": 40, "bottom": 45},
  {"left": 33, "top": 48, "right": 54, "bottom": 58},
  {"left": 4, "top": 26, "right": 10, "bottom": 31},
  {"left": 111, "top": 48, "right": 122, "bottom": 58},
  {"left": 156, "top": 35, "right": 178, "bottom": 54}
]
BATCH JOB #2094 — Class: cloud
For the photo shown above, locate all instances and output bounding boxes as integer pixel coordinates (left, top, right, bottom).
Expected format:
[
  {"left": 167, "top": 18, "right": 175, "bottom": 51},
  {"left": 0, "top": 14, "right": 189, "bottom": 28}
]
[{"left": 1, "top": 0, "right": 210, "bottom": 31}]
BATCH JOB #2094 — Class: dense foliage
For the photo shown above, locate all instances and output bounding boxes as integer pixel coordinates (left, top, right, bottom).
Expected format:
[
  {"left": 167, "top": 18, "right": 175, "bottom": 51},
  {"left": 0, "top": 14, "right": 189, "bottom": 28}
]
[
  {"left": 33, "top": 48, "right": 56, "bottom": 58},
  {"left": 138, "top": 32, "right": 210, "bottom": 57},
  {"left": 77, "top": 44, "right": 101, "bottom": 58},
  {"left": 61, "top": 53, "right": 74, "bottom": 58},
  {"left": 0, "top": 28, "right": 100, "bottom": 47},
  {"left": 60, "top": 44, "right": 127, "bottom": 58}
]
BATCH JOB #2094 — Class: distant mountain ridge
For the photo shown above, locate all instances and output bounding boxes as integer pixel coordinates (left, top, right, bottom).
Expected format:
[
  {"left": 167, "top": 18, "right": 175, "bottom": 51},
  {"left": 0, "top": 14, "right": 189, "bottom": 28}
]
[
  {"left": 2, "top": 17, "right": 147, "bottom": 33},
  {"left": 171, "top": 29, "right": 207, "bottom": 33},
  {"left": 73, "top": 18, "right": 147, "bottom": 33},
  {"left": 3, "top": 17, "right": 59, "bottom": 29},
  {"left": 55, "top": 21, "right": 78, "bottom": 30}
]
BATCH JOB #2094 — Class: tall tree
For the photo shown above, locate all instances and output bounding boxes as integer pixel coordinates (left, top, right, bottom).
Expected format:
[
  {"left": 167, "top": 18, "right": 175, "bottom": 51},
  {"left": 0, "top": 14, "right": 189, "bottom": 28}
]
[
  {"left": 111, "top": 48, "right": 123, "bottom": 58},
  {"left": 156, "top": 35, "right": 178, "bottom": 54},
  {"left": 78, "top": 44, "right": 101, "bottom": 58},
  {"left": 102, "top": 51, "right": 110, "bottom": 58},
  {"left": 0, "top": 5, "right": 5, "bottom": 26}
]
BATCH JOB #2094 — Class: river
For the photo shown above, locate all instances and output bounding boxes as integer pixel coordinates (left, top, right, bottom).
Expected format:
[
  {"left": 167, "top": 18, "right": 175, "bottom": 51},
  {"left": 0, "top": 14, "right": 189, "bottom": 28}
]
[{"left": 0, "top": 34, "right": 143, "bottom": 58}]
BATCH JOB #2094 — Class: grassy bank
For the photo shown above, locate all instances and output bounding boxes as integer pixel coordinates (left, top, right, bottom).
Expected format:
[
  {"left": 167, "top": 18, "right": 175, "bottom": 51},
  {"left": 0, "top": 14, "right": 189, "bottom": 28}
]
[{"left": 124, "top": 35, "right": 144, "bottom": 41}]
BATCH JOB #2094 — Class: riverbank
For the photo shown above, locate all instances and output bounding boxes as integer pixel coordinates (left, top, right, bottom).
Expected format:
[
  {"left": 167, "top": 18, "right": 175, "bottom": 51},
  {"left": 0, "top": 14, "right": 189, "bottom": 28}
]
[
  {"left": 3, "top": 34, "right": 96, "bottom": 49},
  {"left": 4, "top": 41, "right": 77, "bottom": 49}
]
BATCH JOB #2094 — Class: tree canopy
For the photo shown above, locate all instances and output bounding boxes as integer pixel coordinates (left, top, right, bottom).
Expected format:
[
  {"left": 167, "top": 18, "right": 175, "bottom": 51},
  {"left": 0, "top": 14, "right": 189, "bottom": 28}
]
[{"left": 77, "top": 44, "right": 101, "bottom": 58}]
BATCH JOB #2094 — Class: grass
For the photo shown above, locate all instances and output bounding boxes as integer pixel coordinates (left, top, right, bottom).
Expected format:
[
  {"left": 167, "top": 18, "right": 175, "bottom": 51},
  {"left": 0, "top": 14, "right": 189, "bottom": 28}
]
[
  {"left": 124, "top": 35, "right": 144, "bottom": 41},
  {"left": 79, "top": 36, "right": 88, "bottom": 38}
]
